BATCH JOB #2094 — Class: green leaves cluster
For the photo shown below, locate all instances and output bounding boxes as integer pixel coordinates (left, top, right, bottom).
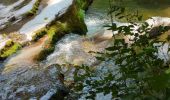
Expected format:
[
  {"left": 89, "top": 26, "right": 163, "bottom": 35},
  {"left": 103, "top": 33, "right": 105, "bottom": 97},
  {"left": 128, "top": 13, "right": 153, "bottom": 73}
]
[{"left": 72, "top": 1, "right": 170, "bottom": 100}]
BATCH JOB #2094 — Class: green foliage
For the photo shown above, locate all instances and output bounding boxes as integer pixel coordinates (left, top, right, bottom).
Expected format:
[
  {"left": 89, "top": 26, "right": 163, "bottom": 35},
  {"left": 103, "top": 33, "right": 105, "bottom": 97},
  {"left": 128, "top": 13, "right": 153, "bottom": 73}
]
[
  {"left": 0, "top": 41, "right": 21, "bottom": 60},
  {"left": 35, "top": 23, "right": 68, "bottom": 61},
  {"left": 77, "top": 9, "right": 85, "bottom": 21},
  {"left": 35, "top": 46, "right": 54, "bottom": 61},
  {"left": 35, "top": 0, "right": 90, "bottom": 61},
  {"left": 26, "top": 0, "right": 41, "bottom": 16},
  {"left": 72, "top": 1, "right": 170, "bottom": 100},
  {"left": 32, "top": 30, "right": 47, "bottom": 41},
  {"left": 76, "top": 0, "right": 92, "bottom": 10}
]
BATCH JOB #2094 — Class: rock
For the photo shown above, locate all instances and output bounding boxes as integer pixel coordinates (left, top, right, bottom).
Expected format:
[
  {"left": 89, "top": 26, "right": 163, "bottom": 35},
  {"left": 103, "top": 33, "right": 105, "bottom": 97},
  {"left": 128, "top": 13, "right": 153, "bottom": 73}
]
[
  {"left": 8, "top": 16, "right": 16, "bottom": 22},
  {"left": 46, "top": 64, "right": 70, "bottom": 100},
  {"left": 149, "top": 26, "right": 162, "bottom": 38},
  {"left": 0, "top": 64, "right": 68, "bottom": 99},
  {"left": 149, "top": 26, "right": 170, "bottom": 38}
]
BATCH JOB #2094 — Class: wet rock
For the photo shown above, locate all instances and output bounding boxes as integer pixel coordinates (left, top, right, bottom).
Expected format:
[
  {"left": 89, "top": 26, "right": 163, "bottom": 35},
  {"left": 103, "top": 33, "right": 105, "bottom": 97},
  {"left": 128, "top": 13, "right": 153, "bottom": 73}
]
[
  {"left": 47, "top": 64, "right": 70, "bottom": 100},
  {"left": 149, "top": 26, "right": 162, "bottom": 38},
  {"left": 8, "top": 16, "right": 16, "bottom": 22},
  {"left": 149, "top": 26, "right": 170, "bottom": 38},
  {"left": 0, "top": 64, "right": 68, "bottom": 99},
  {"left": 49, "top": 86, "right": 69, "bottom": 100},
  {"left": 84, "top": 0, "right": 93, "bottom": 11}
]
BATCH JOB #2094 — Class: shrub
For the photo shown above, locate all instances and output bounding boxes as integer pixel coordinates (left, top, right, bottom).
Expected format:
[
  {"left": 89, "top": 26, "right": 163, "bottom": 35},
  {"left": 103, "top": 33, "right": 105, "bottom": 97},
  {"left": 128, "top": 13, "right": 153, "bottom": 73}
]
[{"left": 72, "top": 1, "right": 170, "bottom": 100}]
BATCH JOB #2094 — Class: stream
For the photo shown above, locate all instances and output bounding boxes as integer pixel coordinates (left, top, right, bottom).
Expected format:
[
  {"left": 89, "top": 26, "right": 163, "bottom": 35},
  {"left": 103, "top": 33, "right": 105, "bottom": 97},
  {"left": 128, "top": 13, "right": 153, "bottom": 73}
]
[{"left": 0, "top": 0, "right": 170, "bottom": 99}]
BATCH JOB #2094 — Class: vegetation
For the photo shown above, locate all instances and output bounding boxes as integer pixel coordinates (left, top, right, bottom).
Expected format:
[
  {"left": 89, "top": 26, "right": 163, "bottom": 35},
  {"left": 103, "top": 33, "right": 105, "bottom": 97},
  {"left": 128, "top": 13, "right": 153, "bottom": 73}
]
[
  {"left": 2, "top": 0, "right": 170, "bottom": 99},
  {"left": 0, "top": 0, "right": 42, "bottom": 61},
  {"left": 0, "top": 0, "right": 91, "bottom": 61},
  {"left": 72, "top": 0, "right": 170, "bottom": 100},
  {"left": 137, "top": 0, "right": 170, "bottom": 4},
  {"left": 32, "top": 30, "right": 47, "bottom": 42},
  {"left": 35, "top": 0, "right": 91, "bottom": 61},
  {"left": 35, "top": 23, "right": 66, "bottom": 61},
  {"left": 0, "top": 40, "right": 21, "bottom": 60},
  {"left": 26, "top": 0, "right": 41, "bottom": 16},
  {"left": 76, "top": 0, "right": 93, "bottom": 11}
]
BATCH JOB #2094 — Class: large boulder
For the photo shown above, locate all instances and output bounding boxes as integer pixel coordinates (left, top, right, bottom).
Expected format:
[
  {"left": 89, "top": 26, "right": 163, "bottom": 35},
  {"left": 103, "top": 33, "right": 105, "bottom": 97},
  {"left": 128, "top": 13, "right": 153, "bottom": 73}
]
[{"left": 0, "top": 64, "right": 69, "bottom": 99}]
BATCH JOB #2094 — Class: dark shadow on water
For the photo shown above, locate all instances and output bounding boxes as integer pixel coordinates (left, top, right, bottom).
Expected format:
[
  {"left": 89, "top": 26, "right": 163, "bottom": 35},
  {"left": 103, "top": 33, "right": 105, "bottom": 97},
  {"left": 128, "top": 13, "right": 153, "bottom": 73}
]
[
  {"left": 116, "top": 0, "right": 170, "bottom": 10},
  {"left": 136, "top": 0, "right": 170, "bottom": 9}
]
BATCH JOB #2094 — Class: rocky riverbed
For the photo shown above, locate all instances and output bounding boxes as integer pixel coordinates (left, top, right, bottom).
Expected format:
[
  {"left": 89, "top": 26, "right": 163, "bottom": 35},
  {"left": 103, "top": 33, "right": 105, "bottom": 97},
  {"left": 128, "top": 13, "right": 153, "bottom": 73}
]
[{"left": 1, "top": 0, "right": 170, "bottom": 99}]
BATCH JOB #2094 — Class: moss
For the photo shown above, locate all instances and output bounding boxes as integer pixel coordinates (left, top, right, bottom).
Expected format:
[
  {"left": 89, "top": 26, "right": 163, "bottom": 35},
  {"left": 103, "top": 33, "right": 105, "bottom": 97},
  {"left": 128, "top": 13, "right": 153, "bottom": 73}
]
[
  {"left": 25, "top": 0, "right": 41, "bottom": 16},
  {"left": 45, "top": 0, "right": 88, "bottom": 34},
  {"left": 32, "top": 30, "right": 47, "bottom": 42},
  {"left": 35, "top": 46, "right": 55, "bottom": 61},
  {"left": 35, "top": 22, "right": 68, "bottom": 61},
  {"left": 57, "top": 1, "right": 87, "bottom": 34},
  {"left": 0, "top": 0, "right": 92, "bottom": 61},
  {"left": 76, "top": 0, "right": 93, "bottom": 11},
  {"left": 77, "top": 9, "right": 85, "bottom": 21},
  {"left": 35, "top": 0, "right": 93, "bottom": 61},
  {"left": 0, "top": 41, "right": 21, "bottom": 60}
]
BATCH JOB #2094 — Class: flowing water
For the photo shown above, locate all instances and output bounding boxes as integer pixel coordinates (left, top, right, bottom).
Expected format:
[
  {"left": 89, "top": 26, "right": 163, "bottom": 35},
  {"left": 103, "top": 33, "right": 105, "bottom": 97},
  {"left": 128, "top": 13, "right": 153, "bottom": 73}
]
[
  {"left": 46, "top": 0, "right": 170, "bottom": 66},
  {"left": 46, "top": 0, "right": 112, "bottom": 66},
  {"left": 1, "top": 0, "right": 170, "bottom": 99},
  {"left": 2, "top": 0, "right": 170, "bottom": 66}
]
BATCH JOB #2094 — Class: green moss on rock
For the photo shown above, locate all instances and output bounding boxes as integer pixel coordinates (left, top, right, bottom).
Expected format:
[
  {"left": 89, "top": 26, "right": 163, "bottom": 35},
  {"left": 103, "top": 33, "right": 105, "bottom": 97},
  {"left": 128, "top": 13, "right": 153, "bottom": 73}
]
[
  {"left": 0, "top": 41, "right": 21, "bottom": 60},
  {"left": 0, "top": 0, "right": 93, "bottom": 61},
  {"left": 32, "top": 30, "right": 47, "bottom": 42},
  {"left": 35, "top": 0, "right": 93, "bottom": 61},
  {"left": 35, "top": 22, "right": 69, "bottom": 61},
  {"left": 25, "top": 0, "right": 41, "bottom": 16}
]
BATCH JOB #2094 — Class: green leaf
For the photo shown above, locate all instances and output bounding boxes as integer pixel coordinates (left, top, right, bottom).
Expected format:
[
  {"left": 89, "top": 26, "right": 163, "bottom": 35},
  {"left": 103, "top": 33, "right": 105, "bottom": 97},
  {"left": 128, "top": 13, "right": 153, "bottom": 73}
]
[
  {"left": 166, "top": 68, "right": 170, "bottom": 74},
  {"left": 96, "top": 57, "right": 105, "bottom": 61},
  {"left": 138, "top": 15, "right": 143, "bottom": 21},
  {"left": 106, "top": 46, "right": 121, "bottom": 51}
]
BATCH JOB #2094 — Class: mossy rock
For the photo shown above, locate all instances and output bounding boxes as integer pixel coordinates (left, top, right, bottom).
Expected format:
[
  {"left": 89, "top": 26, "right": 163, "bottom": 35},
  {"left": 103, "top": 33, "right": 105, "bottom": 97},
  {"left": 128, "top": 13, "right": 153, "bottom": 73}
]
[
  {"left": 0, "top": 41, "right": 21, "bottom": 61},
  {"left": 35, "top": 0, "right": 93, "bottom": 61}
]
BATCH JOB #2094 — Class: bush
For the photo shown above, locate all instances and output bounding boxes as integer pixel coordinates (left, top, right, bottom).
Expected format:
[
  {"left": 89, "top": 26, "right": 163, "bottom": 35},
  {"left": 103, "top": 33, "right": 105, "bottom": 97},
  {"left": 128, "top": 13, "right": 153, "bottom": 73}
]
[{"left": 72, "top": 2, "right": 170, "bottom": 100}]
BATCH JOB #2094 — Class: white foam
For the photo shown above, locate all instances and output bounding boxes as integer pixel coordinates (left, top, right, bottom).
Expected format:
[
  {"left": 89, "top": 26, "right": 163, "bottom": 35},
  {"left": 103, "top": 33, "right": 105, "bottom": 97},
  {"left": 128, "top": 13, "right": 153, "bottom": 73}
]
[
  {"left": 146, "top": 17, "right": 170, "bottom": 27},
  {"left": 0, "top": 35, "right": 10, "bottom": 50}
]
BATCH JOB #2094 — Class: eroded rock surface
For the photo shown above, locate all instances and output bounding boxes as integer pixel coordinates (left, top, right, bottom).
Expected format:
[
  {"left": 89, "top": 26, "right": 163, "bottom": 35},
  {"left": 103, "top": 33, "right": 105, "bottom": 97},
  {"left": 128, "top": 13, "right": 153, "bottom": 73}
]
[{"left": 0, "top": 64, "right": 68, "bottom": 100}]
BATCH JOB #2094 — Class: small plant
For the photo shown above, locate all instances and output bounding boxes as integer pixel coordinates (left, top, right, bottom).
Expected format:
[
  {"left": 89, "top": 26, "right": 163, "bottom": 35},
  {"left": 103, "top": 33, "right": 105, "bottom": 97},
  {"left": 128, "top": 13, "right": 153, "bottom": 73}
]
[
  {"left": 26, "top": 0, "right": 41, "bottom": 16},
  {"left": 72, "top": 0, "right": 170, "bottom": 99},
  {"left": 32, "top": 30, "right": 47, "bottom": 41}
]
